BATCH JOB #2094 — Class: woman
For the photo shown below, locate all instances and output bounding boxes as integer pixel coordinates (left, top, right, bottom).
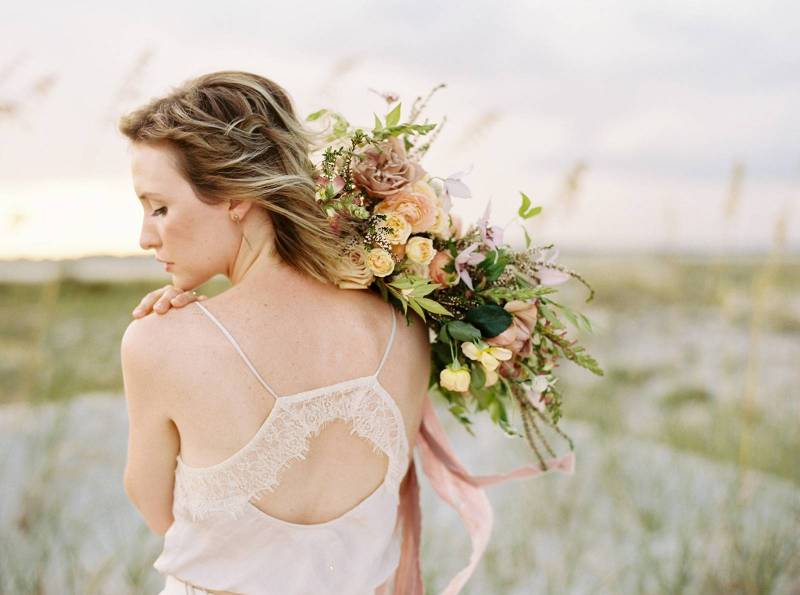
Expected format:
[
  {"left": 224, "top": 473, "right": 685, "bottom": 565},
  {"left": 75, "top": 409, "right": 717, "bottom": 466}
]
[
  {"left": 119, "top": 71, "right": 433, "bottom": 594},
  {"left": 119, "top": 71, "right": 556, "bottom": 595}
]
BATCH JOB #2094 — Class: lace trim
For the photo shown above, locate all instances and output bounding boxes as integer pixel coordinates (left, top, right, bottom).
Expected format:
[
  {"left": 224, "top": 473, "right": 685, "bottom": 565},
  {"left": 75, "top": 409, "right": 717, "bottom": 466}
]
[{"left": 173, "top": 381, "right": 409, "bottom": 522}]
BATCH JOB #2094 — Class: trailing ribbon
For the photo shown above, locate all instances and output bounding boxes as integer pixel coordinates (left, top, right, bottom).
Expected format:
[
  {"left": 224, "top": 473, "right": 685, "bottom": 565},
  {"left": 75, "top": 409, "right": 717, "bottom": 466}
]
[{"left": 391, "top": 392, "right": 575, "bottom": 595}]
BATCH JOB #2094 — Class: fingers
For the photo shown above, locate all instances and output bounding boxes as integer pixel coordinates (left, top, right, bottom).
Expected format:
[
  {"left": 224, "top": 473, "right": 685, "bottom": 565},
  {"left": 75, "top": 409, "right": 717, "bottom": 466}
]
[
  {"left": 131, "top": 286, "right": 208, "bottom": 318},
  {"left": 168, "top": 289, "right": 207, "bottom": 309},
  {"left": 131, "top": 284, "right": 180, "bottom": 318}
]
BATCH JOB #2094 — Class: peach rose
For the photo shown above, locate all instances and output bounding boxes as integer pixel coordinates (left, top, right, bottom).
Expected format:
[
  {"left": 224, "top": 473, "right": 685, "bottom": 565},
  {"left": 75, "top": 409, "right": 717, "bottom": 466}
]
[
  {"left": 351, "top": 136, "right": 425, "bottom": 199},
  {"left": 410, "top": 179, "right": 438, "bottom": 207},
  {"left": 337, "top": 244, "right": 375, "bottom": 290},
  {"left": 428, "top": 250, "right": 459, "bottom": 287},
  {"left": 374, "top": 188, "right": 437, "bottom": 234}
]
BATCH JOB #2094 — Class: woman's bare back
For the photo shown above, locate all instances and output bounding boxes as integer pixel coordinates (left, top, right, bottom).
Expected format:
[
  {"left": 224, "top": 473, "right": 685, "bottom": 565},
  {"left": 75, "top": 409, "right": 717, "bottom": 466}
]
[{"left": 157, "top": 286, "right": 430, "bottom": 526}]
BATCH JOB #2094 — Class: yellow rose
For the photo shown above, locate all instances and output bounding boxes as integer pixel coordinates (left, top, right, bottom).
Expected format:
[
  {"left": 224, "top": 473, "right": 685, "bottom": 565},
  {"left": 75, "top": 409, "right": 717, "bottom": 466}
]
[
  {"left": 366, "top": 248, "right": 395, "bottom": 277},
  {"left": 430, "top": 207, "right": 452, "bottom": 240},
  {"left": 378, "top": 212, "right": 412, "bottom": 245},
  {"left": 440, "top": 366, "right": 471, "bottom": 392},
  {"left": 405, "top": 236, "right": 436, "bottom": 265}
]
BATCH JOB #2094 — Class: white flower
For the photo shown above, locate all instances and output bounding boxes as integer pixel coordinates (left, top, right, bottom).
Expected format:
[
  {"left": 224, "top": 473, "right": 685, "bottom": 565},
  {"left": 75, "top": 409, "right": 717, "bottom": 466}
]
[
  {"left": 525, "top": 375, "right": 550, "bottom": 412},
  {"left": 460, "top": 341, "right": 513, "bottom": 371}
]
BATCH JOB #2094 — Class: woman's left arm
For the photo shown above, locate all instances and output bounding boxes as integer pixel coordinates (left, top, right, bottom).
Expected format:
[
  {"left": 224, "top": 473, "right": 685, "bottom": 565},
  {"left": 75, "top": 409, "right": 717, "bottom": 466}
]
[{"left": 120, "top": 317, "right": 181, "bottom": 536}]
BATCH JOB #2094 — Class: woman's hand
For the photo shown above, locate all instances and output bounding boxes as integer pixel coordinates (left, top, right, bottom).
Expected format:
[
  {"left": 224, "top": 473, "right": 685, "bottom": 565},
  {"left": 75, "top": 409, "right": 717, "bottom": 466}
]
[{"left": 131, "top": 285, "right": 207, "bottom": 318}]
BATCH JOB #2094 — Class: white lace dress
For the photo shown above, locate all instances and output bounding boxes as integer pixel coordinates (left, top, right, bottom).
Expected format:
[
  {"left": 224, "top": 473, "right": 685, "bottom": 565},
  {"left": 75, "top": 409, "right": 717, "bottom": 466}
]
[{"left": 153, "top": 301, "right": 408, "bottom": 595}]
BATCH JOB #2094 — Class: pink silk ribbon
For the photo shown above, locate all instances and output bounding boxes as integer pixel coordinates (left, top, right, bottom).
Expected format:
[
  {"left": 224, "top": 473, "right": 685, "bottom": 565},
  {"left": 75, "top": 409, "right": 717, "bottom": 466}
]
[{"left": 391, "top": 392, "right": 576, "bottom": 595}]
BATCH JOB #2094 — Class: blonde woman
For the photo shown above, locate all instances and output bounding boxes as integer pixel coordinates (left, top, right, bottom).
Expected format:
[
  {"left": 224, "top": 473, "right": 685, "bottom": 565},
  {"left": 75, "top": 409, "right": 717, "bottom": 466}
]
[
  {"left": 119, "top": 71, "right": 435, "bottom": 594},
  {"left": 120, "top": 71, "right": 526, "bottom": 595}
]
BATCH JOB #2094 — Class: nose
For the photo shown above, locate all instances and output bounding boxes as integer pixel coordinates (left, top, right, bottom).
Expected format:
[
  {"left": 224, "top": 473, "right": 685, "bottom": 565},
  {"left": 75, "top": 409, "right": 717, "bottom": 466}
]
[{"left": 139, "top": 216, "right": 161, "bottom": 252}]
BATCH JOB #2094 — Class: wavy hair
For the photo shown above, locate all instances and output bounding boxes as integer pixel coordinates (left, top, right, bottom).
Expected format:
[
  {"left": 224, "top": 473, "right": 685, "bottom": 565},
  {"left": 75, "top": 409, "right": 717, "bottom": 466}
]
[{"left": 118, "top": 70, "right": 359, "bottom": 286}]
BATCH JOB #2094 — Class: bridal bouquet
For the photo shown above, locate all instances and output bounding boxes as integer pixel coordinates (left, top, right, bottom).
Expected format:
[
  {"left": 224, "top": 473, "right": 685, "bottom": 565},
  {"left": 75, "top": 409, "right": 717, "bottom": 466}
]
[{"left": 306, "top": 85, "right": 603, "bottom": 467}]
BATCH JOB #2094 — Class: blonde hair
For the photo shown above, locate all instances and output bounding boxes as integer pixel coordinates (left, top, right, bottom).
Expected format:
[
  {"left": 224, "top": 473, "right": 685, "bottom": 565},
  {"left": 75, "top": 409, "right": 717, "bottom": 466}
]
[{"left": 118, "top": 70, "right": 359, "bottom": 286}]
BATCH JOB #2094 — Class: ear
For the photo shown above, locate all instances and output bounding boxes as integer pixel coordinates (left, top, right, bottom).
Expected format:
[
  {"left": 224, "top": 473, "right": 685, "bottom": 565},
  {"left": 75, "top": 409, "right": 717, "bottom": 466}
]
[{"left": 227, "top": 199, "right": 255, "bottom": 221}]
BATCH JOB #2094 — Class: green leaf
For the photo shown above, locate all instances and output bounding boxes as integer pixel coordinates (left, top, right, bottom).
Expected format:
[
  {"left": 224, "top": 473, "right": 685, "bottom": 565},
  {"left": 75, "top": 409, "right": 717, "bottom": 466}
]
[
  {"left": 386, "top": 285, "right": 408, "bottom": 316},
  {"left": 445, "top": 320, "right": 482, "bottom": 342},
  {"left": 373, "top": 113, "right": 383, "bottom": 132},
  {"left": 407, "top": 298, "right": 426, "bottom": 321},
  {"left": 488, "top": 400, "right": 501, "bottom": 424},
  {"left": 408, "top": 282, "right": 442, "bottom": 298},
  {"left": 387, "top": 277, "right": 414, "bottom": 290},
  {"left": 464, "top": 303, "right": 513, "bottom": 338},
  {"left": 469, "top": 364, "right": 486, "bottom": 390},
  {"left": 385, "top": 103, "right": 401, "bottom": 128},
  {"left": 517, "top": 192, "right": 543, "bottom": 219},
  {"left": 414, "top": 296, "right": 453, "bottom": 316},
  {"left": 477, "top": 248, "right": 511, "bottom": 282},
  {"left": 438, "top": 324, "right": 450, "bottom": 343},
  {"left": 522, "top": 226, "right": 532, "bottom": 249},
  {"left": 538, "top": 303, "right": 565, "bottom": 329},
  {"left": 306, "top": 108, "right": 328, "bottom": 122}
]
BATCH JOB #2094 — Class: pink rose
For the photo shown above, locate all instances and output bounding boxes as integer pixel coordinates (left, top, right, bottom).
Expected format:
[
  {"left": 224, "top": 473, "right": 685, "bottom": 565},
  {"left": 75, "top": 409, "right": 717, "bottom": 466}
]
[
  {"left": 374, "top": 188, "right": 437, "bottom": 234},
  {"left": 351, "top": 136, "right": 425, "bottom": 199}
]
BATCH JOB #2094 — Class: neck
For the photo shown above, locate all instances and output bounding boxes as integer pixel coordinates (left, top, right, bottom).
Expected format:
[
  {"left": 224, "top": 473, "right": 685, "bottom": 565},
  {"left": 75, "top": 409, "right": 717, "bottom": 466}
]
[{"left": 226, "top": 214, "right": 333, "bottom": 306}]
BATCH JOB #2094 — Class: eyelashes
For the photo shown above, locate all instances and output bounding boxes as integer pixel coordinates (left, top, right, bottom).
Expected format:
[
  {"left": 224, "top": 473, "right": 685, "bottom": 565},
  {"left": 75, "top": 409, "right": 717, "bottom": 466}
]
[{"left": 151, "top": 207, "right": 167, "bottom": 216}]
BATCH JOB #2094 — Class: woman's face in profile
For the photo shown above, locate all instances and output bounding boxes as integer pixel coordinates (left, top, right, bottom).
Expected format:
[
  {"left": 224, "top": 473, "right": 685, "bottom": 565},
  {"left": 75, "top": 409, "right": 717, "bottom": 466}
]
[{"left": 130, "top": 141, "right": 234, "bottom": 290}]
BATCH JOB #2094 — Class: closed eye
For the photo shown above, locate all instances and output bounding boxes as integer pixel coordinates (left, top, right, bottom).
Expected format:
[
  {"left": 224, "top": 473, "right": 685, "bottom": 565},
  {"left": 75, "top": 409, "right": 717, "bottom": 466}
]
[{"left": 151, "top": 207, "right": 167, "bottom": 216}]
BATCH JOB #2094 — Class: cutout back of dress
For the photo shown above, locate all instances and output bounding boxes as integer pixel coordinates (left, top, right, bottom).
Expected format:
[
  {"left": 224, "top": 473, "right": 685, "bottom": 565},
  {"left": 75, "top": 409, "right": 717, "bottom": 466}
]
[
  {"left": 177, "top": 299, "right": 408, "bottom": 520},
  {"left": 154, "top": 300, "right": 411, "bottom": 595}
]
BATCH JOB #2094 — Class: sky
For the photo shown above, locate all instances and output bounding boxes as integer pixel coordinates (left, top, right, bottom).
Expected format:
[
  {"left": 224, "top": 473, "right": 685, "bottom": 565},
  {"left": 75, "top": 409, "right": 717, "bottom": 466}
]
[{"left": 1, "top": 0, "right": 798, "bottom": 260}]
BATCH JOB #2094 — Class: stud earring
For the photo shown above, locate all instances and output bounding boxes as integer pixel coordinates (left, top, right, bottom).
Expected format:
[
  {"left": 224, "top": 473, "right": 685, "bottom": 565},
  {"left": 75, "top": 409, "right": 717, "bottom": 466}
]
[{"left": 231, "top": 213, "right": 240, "bottom": 223}]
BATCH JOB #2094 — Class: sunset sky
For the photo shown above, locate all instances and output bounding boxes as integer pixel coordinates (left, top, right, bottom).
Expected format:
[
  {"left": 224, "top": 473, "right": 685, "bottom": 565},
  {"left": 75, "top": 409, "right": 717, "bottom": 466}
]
[{"left": 1, "top": 0, "right": 797, "bottom": 260}]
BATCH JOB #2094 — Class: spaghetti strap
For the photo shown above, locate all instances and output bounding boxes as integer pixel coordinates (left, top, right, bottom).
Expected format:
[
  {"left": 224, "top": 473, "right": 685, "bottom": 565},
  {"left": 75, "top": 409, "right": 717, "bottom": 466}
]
[
  {"left": 373, "top": 304, "right": 397, "bottom": 378},
  {"left": 194, "top": 301, "right": 280, "bottom": 400}
]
